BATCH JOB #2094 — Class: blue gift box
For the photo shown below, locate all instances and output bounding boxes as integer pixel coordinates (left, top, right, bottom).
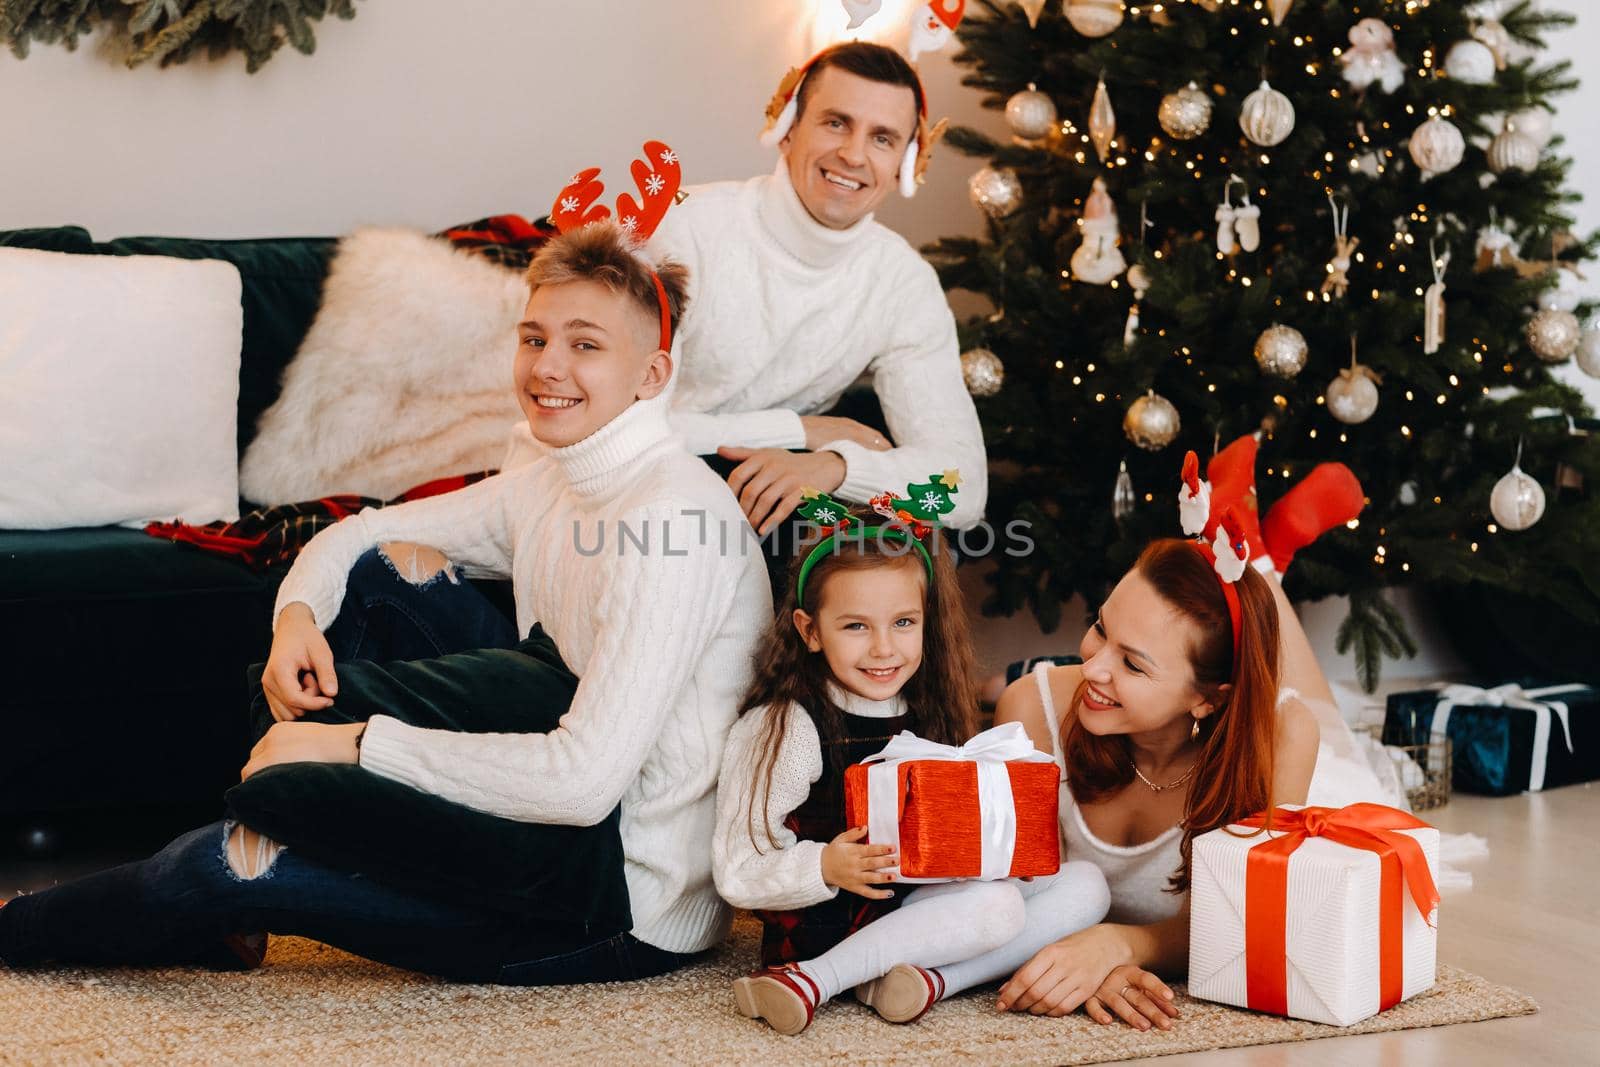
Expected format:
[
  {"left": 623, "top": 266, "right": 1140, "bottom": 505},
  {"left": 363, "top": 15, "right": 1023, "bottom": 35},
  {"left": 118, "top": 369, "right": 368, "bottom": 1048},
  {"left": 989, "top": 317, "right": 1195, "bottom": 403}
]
[{"left": 1384, "top": 683, "right": 1598, "bottom": 796}]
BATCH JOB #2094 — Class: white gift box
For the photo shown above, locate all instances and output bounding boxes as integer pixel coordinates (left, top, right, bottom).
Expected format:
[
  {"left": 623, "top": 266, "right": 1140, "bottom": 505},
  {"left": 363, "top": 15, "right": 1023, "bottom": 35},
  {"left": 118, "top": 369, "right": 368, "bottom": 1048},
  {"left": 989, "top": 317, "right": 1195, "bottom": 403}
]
[{"left": 1188, "top": 812, "right": 1439, "bottom": 1026}]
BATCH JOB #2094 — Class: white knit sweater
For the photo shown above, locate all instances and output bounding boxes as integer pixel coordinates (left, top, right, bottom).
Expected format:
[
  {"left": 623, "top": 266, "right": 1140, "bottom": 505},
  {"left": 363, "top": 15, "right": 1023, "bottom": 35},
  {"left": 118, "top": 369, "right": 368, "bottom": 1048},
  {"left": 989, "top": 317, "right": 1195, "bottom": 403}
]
[
  {"left": 273, "top": 395, "right": 774, "bottom": 953},
  {"left": 712, "top": 685, "right": 907, "bottom": 911},
  {"left": 502, "top": 163, "right": 988, "bottom": 529}
]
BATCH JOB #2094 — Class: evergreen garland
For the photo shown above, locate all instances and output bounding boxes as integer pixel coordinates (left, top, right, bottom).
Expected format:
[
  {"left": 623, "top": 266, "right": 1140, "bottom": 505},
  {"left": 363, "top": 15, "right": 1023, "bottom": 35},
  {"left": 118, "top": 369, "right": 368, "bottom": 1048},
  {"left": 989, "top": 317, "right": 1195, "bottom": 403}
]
[
  {"left": 928, "top": 0, "right": 1600, "bottom": 688},
  {"left": 1, "top": 0, "right": 359, "bottom": 72}
]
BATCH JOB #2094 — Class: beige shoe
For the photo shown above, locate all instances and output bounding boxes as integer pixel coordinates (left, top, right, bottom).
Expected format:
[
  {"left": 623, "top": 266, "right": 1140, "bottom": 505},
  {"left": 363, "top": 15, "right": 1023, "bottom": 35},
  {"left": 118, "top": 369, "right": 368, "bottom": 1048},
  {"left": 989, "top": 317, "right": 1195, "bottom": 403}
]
[
  {"left": 732, "top": 965, "right": 822, "bottom": 1036},
  {"left": 856, "top": 963, "right": 945, "bottom": 1024}
]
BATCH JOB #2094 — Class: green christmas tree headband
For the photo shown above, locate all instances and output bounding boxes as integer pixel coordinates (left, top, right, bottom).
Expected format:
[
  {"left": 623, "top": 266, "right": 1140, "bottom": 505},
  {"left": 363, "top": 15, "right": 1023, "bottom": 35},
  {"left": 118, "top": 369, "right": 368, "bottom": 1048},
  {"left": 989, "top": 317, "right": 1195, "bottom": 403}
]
[{"left": 794, "top": 471, "right": 962, "bottom": 609}]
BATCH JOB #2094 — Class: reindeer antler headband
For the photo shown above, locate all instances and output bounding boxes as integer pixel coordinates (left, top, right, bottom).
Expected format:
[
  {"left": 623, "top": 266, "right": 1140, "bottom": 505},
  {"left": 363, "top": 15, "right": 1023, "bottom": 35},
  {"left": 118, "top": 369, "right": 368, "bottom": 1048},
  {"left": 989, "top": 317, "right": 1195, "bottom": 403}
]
[
  {"left": 759, "top": 50, "right": 950, "bottom": 199},
  {"left": 549, "top": 141, "right": 683, "bottom": 352},
  {"left": 1179, "top": 450, "right": 1245, "bottom": 679}
]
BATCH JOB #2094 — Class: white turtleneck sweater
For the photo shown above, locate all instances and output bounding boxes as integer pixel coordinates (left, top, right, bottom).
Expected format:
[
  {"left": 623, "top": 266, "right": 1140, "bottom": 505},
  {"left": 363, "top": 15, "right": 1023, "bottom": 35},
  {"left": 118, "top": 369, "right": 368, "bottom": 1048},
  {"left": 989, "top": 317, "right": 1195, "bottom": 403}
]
[
  {"left": 503, "top": 164, "right": 988, "bottom": 529},
  {"left": 272, "top": 396, "right": 773, "bottom": 953},
  {"left": 712, "top": 684, "right": 907, "bottom": 911}
]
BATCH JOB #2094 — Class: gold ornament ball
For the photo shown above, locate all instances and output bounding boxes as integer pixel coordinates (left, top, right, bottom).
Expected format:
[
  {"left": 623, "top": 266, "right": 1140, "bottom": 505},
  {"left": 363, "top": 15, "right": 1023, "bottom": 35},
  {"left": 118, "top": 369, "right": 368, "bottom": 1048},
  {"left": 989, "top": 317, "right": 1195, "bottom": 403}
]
[
  {"left": 1490, "top": 464, "right": 1546, "bottom": 531},
  {"left": 1326, "top": 368, "right": 1379, "bottom": 424},
  {"left": 1526, "top": 308, "right": 1582, "bottom": 363},
  {"left": 969, "top": 165, "right": 1023, "bottom": 218},
  {"left": 960, "top": 347, "right": 1005, "bottom": 397},
  {"left": 1239, "top": 80, "right": 1295, "bottom": 147},
  {"left": 1158, "top": 82, "right": 1213, "bottom": 140},
  {"left": 1577, "top": 327, "right": 1600, "bottom": 379},
  {"left": 1254, "top": 324, "right": 1309, "bottom": 379},
  {"left": 1064, "top": 0, "right": 1124, "bottom": 37},
  {"left": 1006, "top": 86, "right": 1058, "bottom": 142},
  {"left": 1123, "top": 390, "right": 1181, "bottom": 451}
]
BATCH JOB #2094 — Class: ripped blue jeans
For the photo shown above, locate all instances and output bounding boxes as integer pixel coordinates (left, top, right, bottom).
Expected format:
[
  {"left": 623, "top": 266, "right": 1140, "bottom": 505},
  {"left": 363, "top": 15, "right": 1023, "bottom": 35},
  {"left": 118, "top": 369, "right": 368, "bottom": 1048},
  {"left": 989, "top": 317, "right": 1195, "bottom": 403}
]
[
  {"left": 0, "top": 820, "right": 680, "bottom": 984},
  {"left": 323, "top": 546, "right": 520, "bottom": 661}
]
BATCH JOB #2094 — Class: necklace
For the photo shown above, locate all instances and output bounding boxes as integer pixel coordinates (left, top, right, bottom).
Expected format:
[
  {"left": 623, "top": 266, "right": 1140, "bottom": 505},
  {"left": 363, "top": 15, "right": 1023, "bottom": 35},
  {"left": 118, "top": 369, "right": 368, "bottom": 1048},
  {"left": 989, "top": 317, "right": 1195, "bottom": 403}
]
[{"left": 1130, "top": 756, "right": 1198, "bottom": 793}]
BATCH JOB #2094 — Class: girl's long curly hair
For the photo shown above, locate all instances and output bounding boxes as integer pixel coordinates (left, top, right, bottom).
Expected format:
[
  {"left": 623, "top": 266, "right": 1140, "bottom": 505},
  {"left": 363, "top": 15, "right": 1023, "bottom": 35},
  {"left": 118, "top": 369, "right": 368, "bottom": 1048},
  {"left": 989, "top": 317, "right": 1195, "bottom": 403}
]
[
  {"left": 1064, "top": 538, "right": 1282, "bottom": 893},
  {"left": 739, "top": 514, "right": 979, "bottom": 849}
]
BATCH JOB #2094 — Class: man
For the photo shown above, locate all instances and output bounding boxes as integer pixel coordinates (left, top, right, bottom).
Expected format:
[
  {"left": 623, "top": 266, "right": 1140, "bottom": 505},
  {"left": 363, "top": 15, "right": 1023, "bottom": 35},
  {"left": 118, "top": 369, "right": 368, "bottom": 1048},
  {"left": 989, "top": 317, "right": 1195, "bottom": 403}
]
[
  {"left": 0, "top": 220, "right": 772, "bottom": 986},
  {"left": 506, "top": 42, "right": 988, "bottom": 539}
]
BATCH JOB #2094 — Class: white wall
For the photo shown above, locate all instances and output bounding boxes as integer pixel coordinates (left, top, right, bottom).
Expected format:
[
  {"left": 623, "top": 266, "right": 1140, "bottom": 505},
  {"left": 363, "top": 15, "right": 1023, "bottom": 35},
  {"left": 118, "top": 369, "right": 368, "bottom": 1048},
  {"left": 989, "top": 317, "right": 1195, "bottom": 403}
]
[
  {"left": 0, "top": 0, "right": 997, "bottom": 251},
  {"left": 3, "top": 0, "right": 1594, "bottom": 695}
]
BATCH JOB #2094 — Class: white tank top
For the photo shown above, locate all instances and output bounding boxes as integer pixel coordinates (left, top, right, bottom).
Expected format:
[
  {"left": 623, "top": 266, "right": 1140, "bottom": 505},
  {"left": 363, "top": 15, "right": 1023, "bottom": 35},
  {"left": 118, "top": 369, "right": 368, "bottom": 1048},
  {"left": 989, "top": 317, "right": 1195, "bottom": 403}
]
[
  {"left": 1036, "top": 663, "right": 1309, "bottom": 924},
  {"left": 1036, "top": 662, "right": 1187, "bottom": 925}
]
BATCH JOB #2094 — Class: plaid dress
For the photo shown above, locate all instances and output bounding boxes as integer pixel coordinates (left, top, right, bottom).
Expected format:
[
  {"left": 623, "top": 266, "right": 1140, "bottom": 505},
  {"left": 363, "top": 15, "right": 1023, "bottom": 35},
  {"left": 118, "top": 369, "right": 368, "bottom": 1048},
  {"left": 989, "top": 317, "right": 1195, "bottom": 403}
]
[{"left": 756, "top": 712, "right": 912, "bottom": 967}]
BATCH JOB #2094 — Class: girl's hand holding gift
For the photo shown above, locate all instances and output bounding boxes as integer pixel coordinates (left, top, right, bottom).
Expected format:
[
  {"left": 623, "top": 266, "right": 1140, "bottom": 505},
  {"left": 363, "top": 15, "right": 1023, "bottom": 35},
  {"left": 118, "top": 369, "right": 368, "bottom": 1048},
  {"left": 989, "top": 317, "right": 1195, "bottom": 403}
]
[{"left": 820, "top": 826, "right": 897, "bottom": 900}]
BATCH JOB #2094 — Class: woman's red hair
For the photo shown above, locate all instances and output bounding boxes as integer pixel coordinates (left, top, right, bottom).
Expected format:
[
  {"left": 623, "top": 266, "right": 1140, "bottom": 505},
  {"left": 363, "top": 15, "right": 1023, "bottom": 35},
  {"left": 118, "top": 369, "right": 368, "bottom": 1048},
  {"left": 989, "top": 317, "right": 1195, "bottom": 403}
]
[{"left": 1063, "top": 538, "right": 1281, "bottom": 892}]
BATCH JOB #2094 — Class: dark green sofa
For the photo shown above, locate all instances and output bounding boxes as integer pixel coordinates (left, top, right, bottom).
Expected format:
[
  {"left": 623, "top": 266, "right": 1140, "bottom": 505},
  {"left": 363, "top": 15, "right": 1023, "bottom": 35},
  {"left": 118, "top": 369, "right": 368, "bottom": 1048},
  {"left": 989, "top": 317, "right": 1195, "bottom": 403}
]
[{"left": 0, "top": 226, "right": 336, "bottom": 818}]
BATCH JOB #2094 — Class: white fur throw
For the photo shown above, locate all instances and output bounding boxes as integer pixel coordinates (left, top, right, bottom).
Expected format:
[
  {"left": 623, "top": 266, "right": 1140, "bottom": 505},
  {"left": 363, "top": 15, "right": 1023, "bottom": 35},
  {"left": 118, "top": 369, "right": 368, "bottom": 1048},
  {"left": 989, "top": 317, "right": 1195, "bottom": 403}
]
[{"left": 239, "top": 227, "right": 526, "bottom": 505}]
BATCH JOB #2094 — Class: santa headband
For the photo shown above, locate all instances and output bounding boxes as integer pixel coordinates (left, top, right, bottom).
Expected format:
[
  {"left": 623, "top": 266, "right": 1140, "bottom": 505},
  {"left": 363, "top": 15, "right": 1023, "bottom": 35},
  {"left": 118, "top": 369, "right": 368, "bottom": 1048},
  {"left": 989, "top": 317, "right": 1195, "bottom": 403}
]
[
  {"left": 759, "top": 50, "right": 950, "bottom": 199},
  {"left": 793, "top": 472, "right": 961, "bottom": 608},
  {"left": 1178, "top": 450, "right": 1245, "bottom": 680},
  {"left": 548, "top": 141, "right": 682, "bottom": 352}
]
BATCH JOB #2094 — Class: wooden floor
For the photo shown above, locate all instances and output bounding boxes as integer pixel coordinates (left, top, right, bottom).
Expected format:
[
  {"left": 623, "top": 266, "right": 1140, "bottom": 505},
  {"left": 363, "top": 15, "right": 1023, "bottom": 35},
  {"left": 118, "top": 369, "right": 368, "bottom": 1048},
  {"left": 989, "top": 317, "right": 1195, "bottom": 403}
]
[{"left": 2, "top": 786, "right": 1595, "bottom": 1064}]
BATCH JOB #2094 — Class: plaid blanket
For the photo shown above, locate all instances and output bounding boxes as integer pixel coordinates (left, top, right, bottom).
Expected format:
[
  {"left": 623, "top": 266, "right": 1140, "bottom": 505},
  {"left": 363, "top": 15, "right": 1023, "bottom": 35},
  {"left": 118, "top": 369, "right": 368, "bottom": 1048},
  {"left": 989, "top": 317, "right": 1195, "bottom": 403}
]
[
  {"left": 145, "top": 472, "right": 496, "bottom": 572},
  {"left": 438, "top": 213, "right": 557, "bottom": 271}
]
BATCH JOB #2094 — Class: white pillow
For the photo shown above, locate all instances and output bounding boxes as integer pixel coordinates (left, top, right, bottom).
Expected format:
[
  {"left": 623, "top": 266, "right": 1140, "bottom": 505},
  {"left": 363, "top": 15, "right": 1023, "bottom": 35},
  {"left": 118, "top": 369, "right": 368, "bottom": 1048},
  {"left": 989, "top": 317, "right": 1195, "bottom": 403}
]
[
  {"left": 238, "top": 227, "right": 526, "bottom": 505},
  {"left": 0, "top": 247, "right": 243, "bottom": 529}
]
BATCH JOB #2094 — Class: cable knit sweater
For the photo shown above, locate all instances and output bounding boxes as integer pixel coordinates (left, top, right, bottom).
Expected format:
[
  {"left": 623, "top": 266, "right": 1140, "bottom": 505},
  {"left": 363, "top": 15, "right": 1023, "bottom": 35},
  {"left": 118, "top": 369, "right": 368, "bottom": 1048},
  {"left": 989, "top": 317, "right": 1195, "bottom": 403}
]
[
  {"left": 712, "top": 685, "right": 907, "bottom": 911},
  {"left": 273, "top": 395, "right": 773, "bottom": 953},
  {"left": 502, "top": 163, "right": 988, "bottom": 529}
]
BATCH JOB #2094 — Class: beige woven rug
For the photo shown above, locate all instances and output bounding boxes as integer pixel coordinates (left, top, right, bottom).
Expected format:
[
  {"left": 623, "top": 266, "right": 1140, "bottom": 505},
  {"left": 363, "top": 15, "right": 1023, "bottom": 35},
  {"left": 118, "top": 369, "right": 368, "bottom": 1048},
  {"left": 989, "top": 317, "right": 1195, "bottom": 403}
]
[{"left": 2, "top": 919, "right": 1535, "bottom": 1066}]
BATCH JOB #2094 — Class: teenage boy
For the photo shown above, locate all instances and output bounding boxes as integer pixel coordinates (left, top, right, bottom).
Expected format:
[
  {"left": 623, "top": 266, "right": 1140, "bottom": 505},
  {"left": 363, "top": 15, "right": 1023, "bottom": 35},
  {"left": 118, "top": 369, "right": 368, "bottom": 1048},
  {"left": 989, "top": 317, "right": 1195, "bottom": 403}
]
[{"left": 0, "top": 220, "right": 772, "bottom": 986}]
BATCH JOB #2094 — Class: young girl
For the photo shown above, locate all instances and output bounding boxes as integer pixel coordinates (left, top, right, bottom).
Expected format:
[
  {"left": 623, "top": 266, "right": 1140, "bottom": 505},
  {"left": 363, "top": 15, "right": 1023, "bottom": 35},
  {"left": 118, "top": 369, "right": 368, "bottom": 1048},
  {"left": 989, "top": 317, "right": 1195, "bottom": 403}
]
[{"left": 713, "top": 494, "right": 1110, "bottom": 1035}]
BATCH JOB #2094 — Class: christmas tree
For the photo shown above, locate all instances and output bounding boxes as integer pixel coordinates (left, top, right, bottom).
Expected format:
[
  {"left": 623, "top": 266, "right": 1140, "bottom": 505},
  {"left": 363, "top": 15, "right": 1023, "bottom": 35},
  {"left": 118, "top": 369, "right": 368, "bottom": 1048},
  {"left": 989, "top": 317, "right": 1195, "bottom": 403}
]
[{"left": 928, "top": 0, "right": 1600, "bottom": 688}]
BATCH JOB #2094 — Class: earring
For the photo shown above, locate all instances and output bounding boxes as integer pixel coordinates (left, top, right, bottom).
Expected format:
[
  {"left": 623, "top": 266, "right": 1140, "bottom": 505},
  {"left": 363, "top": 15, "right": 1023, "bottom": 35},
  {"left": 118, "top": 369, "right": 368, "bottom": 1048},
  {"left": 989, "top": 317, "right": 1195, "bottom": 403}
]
[{"left": 1191, "top": 717, "right": 1201, "bottom": 741}]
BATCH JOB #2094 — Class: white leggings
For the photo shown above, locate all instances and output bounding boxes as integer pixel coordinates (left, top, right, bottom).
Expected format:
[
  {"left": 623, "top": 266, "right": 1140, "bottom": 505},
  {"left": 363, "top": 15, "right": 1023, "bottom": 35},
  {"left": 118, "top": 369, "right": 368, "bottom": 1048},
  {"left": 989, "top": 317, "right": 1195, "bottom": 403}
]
[{"left": 799, "top": 860, "right": 1111, "bottom": 1004}]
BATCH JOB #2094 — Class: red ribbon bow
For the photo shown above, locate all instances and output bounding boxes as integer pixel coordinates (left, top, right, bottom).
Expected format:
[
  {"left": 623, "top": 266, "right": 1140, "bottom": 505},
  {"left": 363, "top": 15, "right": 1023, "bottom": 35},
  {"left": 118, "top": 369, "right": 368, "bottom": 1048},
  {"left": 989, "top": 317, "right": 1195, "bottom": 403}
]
[{"left": 1236, "top": 803, "right": 1439, "bottom": 1017}]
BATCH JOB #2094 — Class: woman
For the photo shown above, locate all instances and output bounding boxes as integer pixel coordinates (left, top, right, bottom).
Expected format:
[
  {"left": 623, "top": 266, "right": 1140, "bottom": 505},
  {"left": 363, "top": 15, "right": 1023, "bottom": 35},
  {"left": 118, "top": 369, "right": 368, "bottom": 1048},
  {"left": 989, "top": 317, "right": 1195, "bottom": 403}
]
[{"left": 988, "top": 512, "right": 1346, "bottom": 1029}]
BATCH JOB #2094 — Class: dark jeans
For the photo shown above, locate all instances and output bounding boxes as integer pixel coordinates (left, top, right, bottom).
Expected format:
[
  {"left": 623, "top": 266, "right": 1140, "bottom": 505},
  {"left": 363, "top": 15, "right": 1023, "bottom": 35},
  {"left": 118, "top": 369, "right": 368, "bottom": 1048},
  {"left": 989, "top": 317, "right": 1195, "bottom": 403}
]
[{"left": 0, "top": 548, "right": 690, "bottom": 984}]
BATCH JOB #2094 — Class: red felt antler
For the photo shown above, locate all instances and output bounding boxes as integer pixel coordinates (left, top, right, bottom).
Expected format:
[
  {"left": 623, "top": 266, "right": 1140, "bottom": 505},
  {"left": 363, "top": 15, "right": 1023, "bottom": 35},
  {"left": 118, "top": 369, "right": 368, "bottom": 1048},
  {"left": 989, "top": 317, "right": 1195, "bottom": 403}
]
[
  {"left": 614, "top": 141, "right": 681, "bottom": 242},
  {"left": 551, "top": 167, "right": 610, "bottom": 233}
]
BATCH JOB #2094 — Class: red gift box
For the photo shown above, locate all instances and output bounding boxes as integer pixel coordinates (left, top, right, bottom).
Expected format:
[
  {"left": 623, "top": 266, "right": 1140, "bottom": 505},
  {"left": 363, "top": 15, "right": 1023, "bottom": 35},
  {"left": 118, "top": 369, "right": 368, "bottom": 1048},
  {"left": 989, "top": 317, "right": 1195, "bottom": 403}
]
[{"left": 843, "top": 726, "right": 1061, "bottom": 880}]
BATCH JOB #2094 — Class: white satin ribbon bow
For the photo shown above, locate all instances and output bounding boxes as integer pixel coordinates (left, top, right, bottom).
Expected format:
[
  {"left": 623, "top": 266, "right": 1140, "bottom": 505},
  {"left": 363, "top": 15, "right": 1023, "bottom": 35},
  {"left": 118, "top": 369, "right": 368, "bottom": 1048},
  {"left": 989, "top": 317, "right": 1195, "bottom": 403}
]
[
  {"left": 863, "top": 722, "right": 1054, "bottom": 883},
  {"left": 1431, "top": 683, "right": 1590, "bottom": 792}
]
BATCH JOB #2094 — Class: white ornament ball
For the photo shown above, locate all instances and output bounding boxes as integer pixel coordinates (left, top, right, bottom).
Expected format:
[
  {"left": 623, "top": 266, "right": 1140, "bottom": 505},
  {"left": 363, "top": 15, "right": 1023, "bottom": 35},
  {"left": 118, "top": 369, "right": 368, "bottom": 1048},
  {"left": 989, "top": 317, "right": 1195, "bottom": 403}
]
[
  {"left": 1444, "top": 39, "right": 1497, "bottom": 84},
  {"left": 1526, "top": 309, "right": 1582, "bottom": 363},
  {"left": 1490, "top": 464, "right": 1546, "bottom": 530},
  {"left": 960, "top": 347, "right": 1005, "bottom": 397},
  {"left": 1326, "top": 368, "right": 1380, "bottom": 424},
  {"left": 1254, "top": 324, "right": 1309, "bottom": 379},
  {"left": 1006, "top": 87, "right": 1059, "bottom": 142},
  {"left": 1408, "top": 116, "right": 1465, "bottom": 178},
  {"left": 1123, "top": 390, "right": 1181, "bottom": 451},
  {"left": 1064, "top": 0, "right": 1125, "bottom": 38},
  {"left": 1538, "top": 283, "right": 1581, "bottom": 313},
  {"left": 969, "top": 166, "right": 1023, "bottom": 218},
  {"left": 1576, "top": 327, "right": 1600, "bottom": 379},
  {"left": 1488, "top": 126, "right": 1540, "bottom": 174},
  {"left": 1239, "top": 80, "right": 1295, "bottom": 147},
  {"left": 1510, "top": 107, "right": 1554, "bottom": 148},
  {"left": 1158, "top": 82, "right": 1213, "bottom": 140}
]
